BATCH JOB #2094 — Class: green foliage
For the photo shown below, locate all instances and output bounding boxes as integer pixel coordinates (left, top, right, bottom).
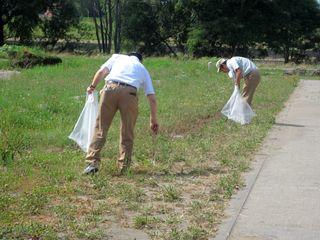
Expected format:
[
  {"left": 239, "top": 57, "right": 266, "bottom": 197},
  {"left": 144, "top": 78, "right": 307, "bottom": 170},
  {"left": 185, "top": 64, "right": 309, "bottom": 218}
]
[
  {"left": 122, "top": 1, "right": 165, "bottom": 54},
  {"left": 5, "top": 0, "right": 46, "bottom": 44},
  {"left": 264, "top": 0, "right": 320, "bottom": 63},
  {"left": 40, "top": 0, "right": 80, "bottom": 46},
  {"left": 0, "top": 44, "right": 45, "bottom": 57},
  {"left": 186, "top": 26, "right": 210, "bottom": 57},
  {"left": 11, "top": 51, "right": 62, "bottom": 68},
  {"left": 155, "top": 0, "right": 193, "bottom": 53},
  {"left": 65, "top": 17, "right": 96, "bottom": 42},
  {"left": 2, "top": 0, "right": 320, "bottom": 60}
]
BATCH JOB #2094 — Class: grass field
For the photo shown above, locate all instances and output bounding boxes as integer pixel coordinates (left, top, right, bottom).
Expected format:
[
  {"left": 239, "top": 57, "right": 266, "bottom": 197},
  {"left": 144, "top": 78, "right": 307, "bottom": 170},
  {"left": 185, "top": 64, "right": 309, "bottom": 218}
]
[{"left": 0, "top": 55, "right": 298, "bottom": 239}]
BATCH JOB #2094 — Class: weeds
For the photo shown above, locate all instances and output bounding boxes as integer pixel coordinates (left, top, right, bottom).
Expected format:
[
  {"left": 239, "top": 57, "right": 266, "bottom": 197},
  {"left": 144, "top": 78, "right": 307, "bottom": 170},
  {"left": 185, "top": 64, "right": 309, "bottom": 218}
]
[
  {"left": 169, "top": 226, "right": 208, "bottom": 240},
  {"left": 21, "top": 190, "right": 49, "bottom": 215},
  {"left": 0, "top": 55, "right": 298, "bottom": 239},
  {"left": 133, "top": 215, "right": 149, "bottom": 229},
  {"left": 0, "top": 222, "right": 57, "bottom": 240},
  {"left": 161, "top": 185, "right": 182, "bottom": 202},
  {"left": 0, "top": 121, "right": 29, "bottom": 166},
  {"left": 218, "top": 172, "right": 241, "bottom": 199},
  {"left": 116, "top": 183, "right": 145, "bottom": 203}
]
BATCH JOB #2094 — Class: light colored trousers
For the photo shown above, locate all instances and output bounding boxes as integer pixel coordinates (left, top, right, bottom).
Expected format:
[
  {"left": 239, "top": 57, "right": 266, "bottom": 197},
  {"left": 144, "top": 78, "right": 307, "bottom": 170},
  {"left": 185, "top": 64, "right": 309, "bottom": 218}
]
[
  {"left": 86, "top": 83, "right": 138, "bottom": 169},
  {"left": 242, "top": 70, "right": 261, "bottom": 106}
]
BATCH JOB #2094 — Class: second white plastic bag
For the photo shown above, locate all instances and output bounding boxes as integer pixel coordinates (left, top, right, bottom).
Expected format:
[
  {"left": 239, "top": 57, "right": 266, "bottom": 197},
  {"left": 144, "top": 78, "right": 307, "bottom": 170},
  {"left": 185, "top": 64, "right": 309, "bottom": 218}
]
[
  {"left": 69, "top": 92, "right": 99, "bottom": 152},
  {"left": 221, "top": 86, "right": 256, "bottom": 125}
]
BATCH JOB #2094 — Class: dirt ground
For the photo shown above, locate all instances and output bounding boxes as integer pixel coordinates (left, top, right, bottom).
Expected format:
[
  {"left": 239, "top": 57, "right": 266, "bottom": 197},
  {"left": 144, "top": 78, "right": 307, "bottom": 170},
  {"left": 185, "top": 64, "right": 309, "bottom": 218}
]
[{"left": 0, "top": 70, "right": 20, "bottom": 79}]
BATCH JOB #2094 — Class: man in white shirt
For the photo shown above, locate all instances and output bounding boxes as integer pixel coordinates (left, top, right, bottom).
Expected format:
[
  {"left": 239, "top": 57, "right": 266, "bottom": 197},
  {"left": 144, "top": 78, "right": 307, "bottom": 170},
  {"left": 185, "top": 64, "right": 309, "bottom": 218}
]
[
  {"left": 83, "top": 53, "right": 159, "bottom": 174},
  {"left": 216, "top": 57, "right": 260, "bottom": 105}
]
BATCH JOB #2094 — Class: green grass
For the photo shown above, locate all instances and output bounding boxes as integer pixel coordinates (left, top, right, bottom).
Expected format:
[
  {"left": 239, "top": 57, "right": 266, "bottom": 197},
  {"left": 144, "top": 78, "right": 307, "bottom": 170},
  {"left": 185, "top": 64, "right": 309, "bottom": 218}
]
[
  {"left": 161, "top": 185, "right": 182, "bottom": 202},
  {"left": 0, "top": 55, "right": 298, "bottom": 239}
]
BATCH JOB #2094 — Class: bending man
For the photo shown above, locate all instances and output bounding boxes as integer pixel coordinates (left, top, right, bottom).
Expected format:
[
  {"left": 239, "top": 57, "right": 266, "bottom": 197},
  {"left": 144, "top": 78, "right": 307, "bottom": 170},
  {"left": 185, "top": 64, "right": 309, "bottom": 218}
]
[
  {"left": 84, "top": 53, "right": 159, "bottom": 174},
  {"left": 216, "top": 57, "right": 260, "bottom": 105}
]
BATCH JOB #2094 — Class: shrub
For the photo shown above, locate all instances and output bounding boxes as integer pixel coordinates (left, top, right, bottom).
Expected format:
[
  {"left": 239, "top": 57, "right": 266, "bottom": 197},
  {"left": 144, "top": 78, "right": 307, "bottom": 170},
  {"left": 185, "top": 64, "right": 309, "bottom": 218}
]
[
  {"left": 12, "top": 51, "right": 62, "bottom": 68},
  {"left": 186, "top": 26, "right": 211, "bottom": 57},
  {"left": 0, "top": 44, "right": 62, "bottom": 68}
]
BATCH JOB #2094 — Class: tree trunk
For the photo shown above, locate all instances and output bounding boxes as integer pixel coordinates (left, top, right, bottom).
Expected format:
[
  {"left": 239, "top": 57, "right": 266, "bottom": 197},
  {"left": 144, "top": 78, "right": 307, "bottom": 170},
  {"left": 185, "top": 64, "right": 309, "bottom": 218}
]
[
  {"left": 118, "top": 11, "right": 122, "bottom": 53},
  {"left": 162, "top": 38, "right": 177, "bottom": 57},
  {"left": 284, "top": 45, "right": 290, "bottom": 63},
  {"left": 95, "top": 0, "right": 106, "bottom": 53},
  {"left": 231, "top": 43, "right": 236, "bottom": 56},
  {"left": 107, "top": 0, "right": 112, "bottom": 54},
  {"left": 118, "top": 1, "right": 122, "bottom": 53},
  {"left": 153, "top": 31, "right": 177, "bottom": 57},
  {"left": 93, "top": 16, "right": 101, "bottom": 52},
  {"left": 103, "top": 0, "right": 109, "bottom": 53},
  {"left": 0, "top": 17, "right": 4, "bottom": 46},
  {"left": 114, "top": 0, "right": 121, "bottom": 53}
]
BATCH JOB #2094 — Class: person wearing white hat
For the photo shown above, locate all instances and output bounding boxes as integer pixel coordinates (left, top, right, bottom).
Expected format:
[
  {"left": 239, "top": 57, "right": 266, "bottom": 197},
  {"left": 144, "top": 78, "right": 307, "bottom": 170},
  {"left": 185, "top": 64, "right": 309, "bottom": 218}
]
[{"left": 216, "top": 57, "right": 260, "bottom": 106}]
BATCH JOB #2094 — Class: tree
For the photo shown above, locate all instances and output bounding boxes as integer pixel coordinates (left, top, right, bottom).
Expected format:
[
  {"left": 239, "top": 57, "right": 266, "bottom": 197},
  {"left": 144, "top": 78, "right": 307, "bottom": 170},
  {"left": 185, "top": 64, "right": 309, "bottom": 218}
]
[
  {"left": 89, "top": 0, "right": 113, "bottom": 53},
  {"left": 122, "top": 0, "right": 188, "bottom": 56},
  {"left": 155, "top": 0, "right": 193, "bottom": 54},
  {"left": 0, "top": 0, "right": 46, "bottom": 46},
  {"left": 186, "top": 25, "right": 211, "bottom": 57},
  {"left": 184, "top": 0, "right": 271, "bottom": 57},
  {"left": 41, "top": 0, "right": 80, "bottom": 47},
  {"left": 122, "top": 1, "right": 164, "bottom": 55},
  {"left": 114, "top": 0, "right": 122, "bottom": 53},
  {"left": 265, "top": 0, "right": 320, "bottom": 63}
]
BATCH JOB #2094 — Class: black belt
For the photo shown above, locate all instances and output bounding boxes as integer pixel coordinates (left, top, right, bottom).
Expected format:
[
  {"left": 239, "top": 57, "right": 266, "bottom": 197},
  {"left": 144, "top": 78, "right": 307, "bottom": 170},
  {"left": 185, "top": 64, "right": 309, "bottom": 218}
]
[{"left": 107, "top": 80, "right": 136, "bottom": 89}]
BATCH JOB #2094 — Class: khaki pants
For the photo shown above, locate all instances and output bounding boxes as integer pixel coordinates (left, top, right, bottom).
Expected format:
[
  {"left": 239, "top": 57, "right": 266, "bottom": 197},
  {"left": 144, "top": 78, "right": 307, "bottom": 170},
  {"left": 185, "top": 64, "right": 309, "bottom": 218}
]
[
  {"left": 86, "top": 83, "right": 138, "bottom": 169},
  {"left": 242, "top": 70, "right": 261, "bottom": 106}
]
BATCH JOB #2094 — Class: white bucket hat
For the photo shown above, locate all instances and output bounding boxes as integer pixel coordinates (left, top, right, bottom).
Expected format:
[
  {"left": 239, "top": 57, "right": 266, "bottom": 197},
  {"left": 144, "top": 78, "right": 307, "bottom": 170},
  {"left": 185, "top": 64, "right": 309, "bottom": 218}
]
[{"left": 216, "top": 58, "right": 227, "bottom": 72}]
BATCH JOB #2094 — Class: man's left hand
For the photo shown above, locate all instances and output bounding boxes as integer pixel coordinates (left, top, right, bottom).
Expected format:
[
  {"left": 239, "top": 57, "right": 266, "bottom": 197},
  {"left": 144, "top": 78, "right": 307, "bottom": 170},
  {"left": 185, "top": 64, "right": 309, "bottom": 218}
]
[
  {"left": 87, "top": 84, "right": 96, "bottom": 94},
  {"left": 150, "top": 120, "right": 159, "bottom": 135}
]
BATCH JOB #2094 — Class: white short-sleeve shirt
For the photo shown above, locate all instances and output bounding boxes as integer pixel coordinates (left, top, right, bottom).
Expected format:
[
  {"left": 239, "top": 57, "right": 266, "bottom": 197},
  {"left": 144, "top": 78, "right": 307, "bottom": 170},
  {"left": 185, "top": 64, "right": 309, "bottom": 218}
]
[
  {"left": 226, "top": 57, "right": 257, "bottom": 81},
  {"left": 99, "top": 54, "right": 155, "bottom": 95}
]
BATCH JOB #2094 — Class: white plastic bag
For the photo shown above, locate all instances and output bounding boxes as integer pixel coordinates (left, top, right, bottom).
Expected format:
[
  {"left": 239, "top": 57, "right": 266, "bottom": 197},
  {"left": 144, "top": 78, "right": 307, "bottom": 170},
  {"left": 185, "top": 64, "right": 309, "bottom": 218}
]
[
  {"left": 221, "top": 86, "right": 256, "bottom": 125},
  {"left": 69, "top": 92, "right": 99, "bottom": 152}
]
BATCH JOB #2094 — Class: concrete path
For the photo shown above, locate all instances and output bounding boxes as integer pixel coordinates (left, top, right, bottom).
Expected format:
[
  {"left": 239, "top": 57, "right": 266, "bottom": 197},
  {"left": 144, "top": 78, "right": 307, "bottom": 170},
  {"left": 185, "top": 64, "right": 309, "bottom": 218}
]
[{"left": 214, "top": 80, "right": 320, "bottom": 240}]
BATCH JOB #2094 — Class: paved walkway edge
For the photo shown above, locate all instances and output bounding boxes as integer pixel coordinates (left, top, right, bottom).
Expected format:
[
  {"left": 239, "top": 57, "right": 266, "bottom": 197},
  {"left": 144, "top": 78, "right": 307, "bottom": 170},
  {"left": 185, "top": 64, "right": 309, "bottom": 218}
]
[
  {"left": 212, "top": 153, "right": 268, "bottom": 240},
  {"left": 211, "top": 80, "right": 303, "bottom": 240}
]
